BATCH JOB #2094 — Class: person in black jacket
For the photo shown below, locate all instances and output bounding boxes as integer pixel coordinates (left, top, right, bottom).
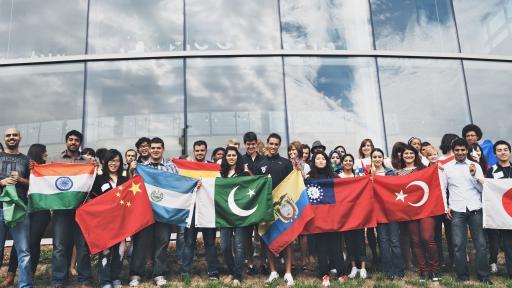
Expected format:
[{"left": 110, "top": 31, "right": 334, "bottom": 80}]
[
  {"left": 90, "top": 149, "right": 129, "bottom": 288},
  {"left": 254, "top": 133, "right": 294, "bottom": 286},
  {"left": 485, "top": 140, "right": 512, "bottom": 278},
  {"left": 306, "top": 151, "right": 347, "bottom": 286}
]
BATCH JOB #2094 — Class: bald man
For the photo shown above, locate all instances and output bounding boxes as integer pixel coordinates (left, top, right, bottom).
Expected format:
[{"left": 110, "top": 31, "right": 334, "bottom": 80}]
[{"left": 0, "top": 128, "right": 32, "bottom": 288}]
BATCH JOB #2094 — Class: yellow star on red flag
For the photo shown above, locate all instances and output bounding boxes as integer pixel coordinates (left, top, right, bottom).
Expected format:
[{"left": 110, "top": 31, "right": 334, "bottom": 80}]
[{"left": 129, "top": 182, "right": 142, "bottom": 196}]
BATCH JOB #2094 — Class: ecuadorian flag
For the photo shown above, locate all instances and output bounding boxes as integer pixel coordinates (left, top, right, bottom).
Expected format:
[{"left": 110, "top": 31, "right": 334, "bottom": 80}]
[
  {"left": 172, "top": 159, "right": 220, "bottom": 179},
  {"left": 259, "top": 170, "right": 314, "bottom": 255},
  {"left": 136, "top": 165, "right": 198, "bottom": 225}
]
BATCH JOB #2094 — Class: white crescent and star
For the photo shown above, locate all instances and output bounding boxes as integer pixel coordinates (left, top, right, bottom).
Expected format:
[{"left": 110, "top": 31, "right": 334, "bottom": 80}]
[
  {"left": 394, "top": 181, "right": 430, "bottom": 207},
  {"left": 228, "top": 186, "right": 258, "bottom": 217}
]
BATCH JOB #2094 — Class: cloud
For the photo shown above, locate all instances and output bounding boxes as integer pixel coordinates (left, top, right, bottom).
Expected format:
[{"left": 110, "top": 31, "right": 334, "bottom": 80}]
[
  {"left": 281, "top": 0, "right": 373, "bottom": 50},
  {"left": 453, "top": 0, "right": 512, "bottom": 55}
]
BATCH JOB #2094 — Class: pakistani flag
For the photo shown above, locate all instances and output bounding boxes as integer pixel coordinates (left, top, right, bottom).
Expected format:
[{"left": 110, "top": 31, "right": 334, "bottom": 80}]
[{"left": 194, "top": 175, "right": 273, "bottom": 228}]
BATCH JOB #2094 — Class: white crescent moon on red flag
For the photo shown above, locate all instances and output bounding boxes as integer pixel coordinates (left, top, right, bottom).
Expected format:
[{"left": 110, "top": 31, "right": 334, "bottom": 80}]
[
  {"left": 406, "top": 181, "right": 430, "bottom": 207},
  {"left": 228, "top": 186, "right": 258, "bottom": 217}
]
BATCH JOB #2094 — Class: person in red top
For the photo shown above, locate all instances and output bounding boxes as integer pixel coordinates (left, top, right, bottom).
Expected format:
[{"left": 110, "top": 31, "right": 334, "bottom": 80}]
[{"left": 399, "top": 145, "right": 441, "bottom": 282}]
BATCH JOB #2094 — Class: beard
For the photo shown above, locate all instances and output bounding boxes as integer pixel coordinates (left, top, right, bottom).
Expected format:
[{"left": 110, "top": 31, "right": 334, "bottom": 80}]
[{"left": 5, "top": 142, "right": 19, "bottom": 150}]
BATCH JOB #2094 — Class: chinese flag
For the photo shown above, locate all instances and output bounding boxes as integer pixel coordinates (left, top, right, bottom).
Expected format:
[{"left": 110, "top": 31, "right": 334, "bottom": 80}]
[
  {"left": 373, "top": 165, "right": 446, "bottom": 223},
  {"left": 76, "top": 175, "right": 155, "bottom": 254},
  {"left": 302, "top": 176, "right": 376, "bottom": 234}
]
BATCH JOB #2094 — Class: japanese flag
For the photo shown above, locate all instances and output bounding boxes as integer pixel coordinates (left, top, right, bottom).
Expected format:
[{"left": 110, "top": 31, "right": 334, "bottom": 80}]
[{"left": 483, "top": 179, "right": 512, "bottom": 230}]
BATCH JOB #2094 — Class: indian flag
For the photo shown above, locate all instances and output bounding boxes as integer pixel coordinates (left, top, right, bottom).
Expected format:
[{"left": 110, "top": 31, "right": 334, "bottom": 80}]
[{"left": 28, "top": 163, "right": 96, "bottom": 211}]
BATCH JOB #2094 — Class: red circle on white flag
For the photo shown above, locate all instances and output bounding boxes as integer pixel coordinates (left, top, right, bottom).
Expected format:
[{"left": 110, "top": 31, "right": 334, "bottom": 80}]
[{"left": 502, "top": 189, "right": 512, "bottom": 218}]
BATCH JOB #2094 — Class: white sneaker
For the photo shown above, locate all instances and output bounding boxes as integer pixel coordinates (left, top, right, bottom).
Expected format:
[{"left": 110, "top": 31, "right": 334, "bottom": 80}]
[
  {"left": 491, "top": 263, "right": 498, "bottom": 273},
  {"left": 112, "top": 280, "right": 122, "bottom": 288},
  {"left": 128, "top": 276, "right": 140, "bottom": 287},
  {"left": 154, "top": 276, "right": 167, "bottom": 286},
  {"left": 348, "top": 267, "right": 359, "bottom": 278},
  {"left": 329, "top": 269, "right": 337, "bottom": 276},
  {"left": 322, "top": 275, "right": 331, "bottom": 286},
  {"left": 283, "top": 273, "right": 294, "bottom": 286},
  {"left": 265, "top": 271, "right": 279, "bottom": 284},
  {"left": 359, "top": 268, "right": 368, "bottom": 279}
]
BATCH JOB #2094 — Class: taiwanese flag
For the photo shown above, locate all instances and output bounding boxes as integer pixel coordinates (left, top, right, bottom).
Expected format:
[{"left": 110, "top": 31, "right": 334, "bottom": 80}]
[
  {"left": 172, "top": 159, "right": 220, "bottom": 179},
  {"left": 302, "top": 176, "right": 375, "bottom": 234},
  {"left": 373, "top": 165, "right": 445, "bottom": 223},
  {"left": 76, "top": 175, "right": 155, "bottom": 254}
]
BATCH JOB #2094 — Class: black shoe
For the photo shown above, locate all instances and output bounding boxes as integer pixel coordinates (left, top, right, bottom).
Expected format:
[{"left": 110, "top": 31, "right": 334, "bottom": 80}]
[
  {"left": 208, "top": 273, "right": 220, "bottom": 281},
  {"left": 430, "top": 272, "right": 441, "bottom": 281},
  {"left": 246, "top": 265, "right": 257, "bottom": 276},
  {"left": 419, "top": 272, "right": 428, "bottom": 282},
  {"left": 480, "top": 278, "right": 493, "bottom": 285},
  {"left": 457, "top": 276, "right": 469, "bottom": 282}
]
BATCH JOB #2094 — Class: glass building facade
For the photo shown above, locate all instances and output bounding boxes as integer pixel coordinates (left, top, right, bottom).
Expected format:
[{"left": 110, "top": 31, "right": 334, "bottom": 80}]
[{"left": 0, "top": 0, "right": 511, "bottom": 157}]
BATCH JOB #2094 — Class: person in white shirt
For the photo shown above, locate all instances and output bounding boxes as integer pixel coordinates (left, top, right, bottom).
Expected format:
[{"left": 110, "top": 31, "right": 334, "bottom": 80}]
[{"left": 443, "top": 138, "right": 491, "bottom": 284}]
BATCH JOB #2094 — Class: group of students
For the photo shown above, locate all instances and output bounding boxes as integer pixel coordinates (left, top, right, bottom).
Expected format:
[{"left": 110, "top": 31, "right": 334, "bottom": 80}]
[{"left": 0, "top": 124, "right": 510, "bottom": 287}]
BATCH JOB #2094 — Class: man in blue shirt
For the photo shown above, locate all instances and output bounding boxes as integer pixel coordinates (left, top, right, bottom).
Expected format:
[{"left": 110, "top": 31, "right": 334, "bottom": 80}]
[
  {"left": 443, "top": 138, "right": 491, "bottom": 284},
  {"left": 129, "top": 137, "right": 179, "bottom": 287}
]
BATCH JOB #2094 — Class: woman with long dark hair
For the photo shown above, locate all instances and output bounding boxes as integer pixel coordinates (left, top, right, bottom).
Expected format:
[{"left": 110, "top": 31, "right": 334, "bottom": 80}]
[
  {"left": 371, "top": 148, "right": 404, "bottom": 279},
  {"left": 338, "top": 154, "right": 368, "bottom": 279},
  {"left": 306, "top": 151, "right": 347, "bottom": 286},
  {"left": 399, "top": 145, "right": 440, "bottom": 281},
  {"left": 90, "top": 149, "right": 128, "bottom": 288},
  {"left": 2, "top": 144, "right": 50, "bottom": 286},
  {"left": 220, "top": 146, "right": 249, "bottom": 286}
]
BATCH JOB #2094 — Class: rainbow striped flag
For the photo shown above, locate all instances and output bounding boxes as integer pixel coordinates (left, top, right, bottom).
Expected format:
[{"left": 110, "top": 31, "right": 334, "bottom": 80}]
[
  {"left": 28, "top": 163, "right": 96, "bottom": 211},
  {"left": 172, "top": 159, "right": 220, "bottom": 179}
]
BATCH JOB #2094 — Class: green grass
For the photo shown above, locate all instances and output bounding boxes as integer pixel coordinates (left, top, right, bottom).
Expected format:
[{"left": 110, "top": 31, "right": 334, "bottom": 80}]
[{"left": 2, "top": 244, "right": 512, "bottom": 287}]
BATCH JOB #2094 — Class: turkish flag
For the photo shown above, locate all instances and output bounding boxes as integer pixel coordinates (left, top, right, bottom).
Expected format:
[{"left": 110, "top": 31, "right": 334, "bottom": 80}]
[
  {"left": 373, "top": 165, "right": 446, "bottom": 223},
  {"left": 76, "top": 175, "right": 155, "bottom": 254},
  {"left": 302, "top": 176, "right": 376, "bottom": 234}
]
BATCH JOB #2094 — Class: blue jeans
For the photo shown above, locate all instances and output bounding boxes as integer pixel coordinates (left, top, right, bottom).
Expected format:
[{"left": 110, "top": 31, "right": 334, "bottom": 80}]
[
  {"left": 451, "top": 209, "right": 489, "bottom": 280},
  {"left": 51, "top": 210, "right": 92, "bottom": 286},
  {"left": 181, "top": 225, "right": 219, "bottom": 276},
  {"left": 0, "top": 209, "right": 31, "bottom": 288},
  {"left": 377, "top": 222, "right": 404, "bottom": 277},
  {"left": 220, "top": 227, "right": 246, "bottom": 280},
  {"left": 176, "top": 225, "right": 185, "bottom": 263},
  {"left": 97, "top": 243, "right": 122, "bottom": 287},
  {"left": 502, "top": 230, "right": 512, "bottom": 277}
]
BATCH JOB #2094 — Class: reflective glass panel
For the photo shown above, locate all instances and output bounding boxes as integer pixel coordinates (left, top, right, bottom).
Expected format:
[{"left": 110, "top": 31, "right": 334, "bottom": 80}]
[
  {"left": 281, "top": 0, "right": 373, "bottom": 50},
  {"left": 186, "top": 57, "right": 286, "bottom": 156},
  {"left": 186, "top": 0, "right": 280, "bottom": 51},
  {"left": 88, "top": 0, "right": 183, "bottom": 54},
  {"left": 0, "top": 0, "right": 87, "bottom": 59},
  {"left": 284, "top": 57, "right": 385, "bottom": 154},
  {"left": 378, "top": 58, "right": 470, "bottom": 148},
  {"left": 453, "top": 0, "right": 512, "bottom": 55},
  {"left": 0, "top": 64, "right": 84, "bottom": 154},
  {"left": 85, "top": 60, "right": 184, "bottom": 157},
  {"left": 464, "top": 60, "right": 512, "bottom": 141},
  {"left": 371, "top": 0, "right": 459, "bottom": 52}
]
